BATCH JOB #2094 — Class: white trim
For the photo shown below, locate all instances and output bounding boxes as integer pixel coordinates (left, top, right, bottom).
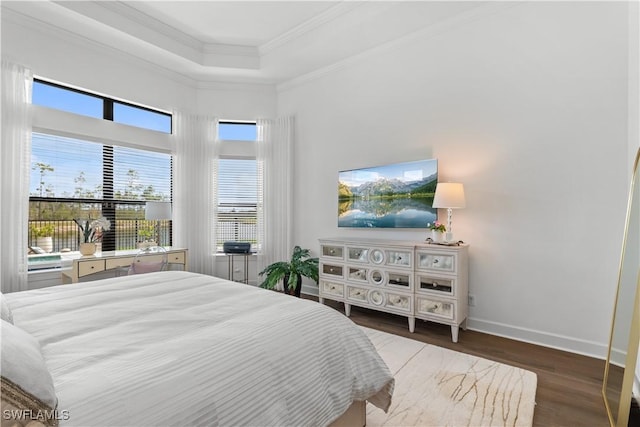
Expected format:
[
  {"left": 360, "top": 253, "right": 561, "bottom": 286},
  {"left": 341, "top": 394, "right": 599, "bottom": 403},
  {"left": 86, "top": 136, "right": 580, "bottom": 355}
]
[
  {"left": 467, "top": 317, "right": 608, "bottom": 360},
  {"left": 302, "top": 282, "right": 610, "bottom": 359},
  {"left": 259, "top": 2, "right": 365, "bottom": 55},
  {"left": 1, "top": 5, "right": 198, "bottom": 89}
]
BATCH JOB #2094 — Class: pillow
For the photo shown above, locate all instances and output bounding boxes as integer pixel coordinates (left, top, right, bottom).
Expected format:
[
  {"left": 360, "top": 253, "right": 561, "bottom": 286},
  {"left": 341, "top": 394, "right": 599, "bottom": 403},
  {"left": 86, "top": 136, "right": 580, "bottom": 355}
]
[
  {"left": 0, "top": 292, "right": 13, "bottom": 324},
  {"left": 1, "top": 320, "right": 57, "bottom": 427}
]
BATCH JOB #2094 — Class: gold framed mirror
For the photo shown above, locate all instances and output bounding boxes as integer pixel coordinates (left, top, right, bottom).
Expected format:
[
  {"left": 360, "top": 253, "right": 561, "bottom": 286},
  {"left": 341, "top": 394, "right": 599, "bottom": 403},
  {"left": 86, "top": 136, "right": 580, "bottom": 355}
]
[{"left": 603, "top": 147, "right": 640, "bottom": 427}]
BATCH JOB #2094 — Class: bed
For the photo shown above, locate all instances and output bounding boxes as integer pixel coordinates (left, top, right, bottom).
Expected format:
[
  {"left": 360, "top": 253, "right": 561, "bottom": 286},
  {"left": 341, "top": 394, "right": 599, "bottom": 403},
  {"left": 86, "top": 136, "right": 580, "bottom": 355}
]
[{"left": 1, "top": 271, "right": 394, "bottom": 427}]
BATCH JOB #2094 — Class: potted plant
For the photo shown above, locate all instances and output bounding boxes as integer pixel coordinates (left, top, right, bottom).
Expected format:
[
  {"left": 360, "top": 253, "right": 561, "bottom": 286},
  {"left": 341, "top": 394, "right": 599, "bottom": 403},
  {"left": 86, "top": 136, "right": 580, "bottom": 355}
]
[
  {"left": 30, "top": 224, "right": 55, "bottom": 253},
  {"left": 74, "top": 217, "right": 111, "bottom": 255},
  {"left": 137, "top": 224, "right": 156, "bottom": 249},
  {"left": 258, "top": 246, "right": 319, "bottom": 297},
  {"left": 427, "top": 221, "right": 446, "bottom": 243}
]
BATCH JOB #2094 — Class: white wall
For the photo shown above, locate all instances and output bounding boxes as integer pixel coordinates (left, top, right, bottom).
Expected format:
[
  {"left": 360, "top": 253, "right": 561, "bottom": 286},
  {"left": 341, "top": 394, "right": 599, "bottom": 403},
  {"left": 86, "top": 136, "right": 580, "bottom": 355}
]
[{"left": 278, "top": 2, "right": 636, "bottom": 357}]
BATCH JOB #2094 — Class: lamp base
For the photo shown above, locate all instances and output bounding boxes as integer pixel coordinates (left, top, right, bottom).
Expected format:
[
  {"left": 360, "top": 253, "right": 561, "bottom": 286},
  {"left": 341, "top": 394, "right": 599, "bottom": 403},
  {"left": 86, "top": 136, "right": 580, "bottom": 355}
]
[{"left": 445, "top": 232, "right": 454, "bottom": 242}]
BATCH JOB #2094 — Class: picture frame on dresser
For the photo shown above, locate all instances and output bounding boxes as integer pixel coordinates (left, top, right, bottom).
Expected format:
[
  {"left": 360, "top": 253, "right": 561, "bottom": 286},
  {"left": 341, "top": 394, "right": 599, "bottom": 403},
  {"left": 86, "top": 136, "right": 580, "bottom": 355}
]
[{"left": 318, "top": 238, "right": 469, "bottom": 343}]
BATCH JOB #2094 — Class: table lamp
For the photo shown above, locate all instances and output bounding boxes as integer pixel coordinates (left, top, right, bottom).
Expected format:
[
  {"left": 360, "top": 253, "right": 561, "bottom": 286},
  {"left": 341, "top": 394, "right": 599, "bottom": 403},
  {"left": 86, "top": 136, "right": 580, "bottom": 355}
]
[{"left": 432, "top": 182, "right": 466, "bottom": 242}]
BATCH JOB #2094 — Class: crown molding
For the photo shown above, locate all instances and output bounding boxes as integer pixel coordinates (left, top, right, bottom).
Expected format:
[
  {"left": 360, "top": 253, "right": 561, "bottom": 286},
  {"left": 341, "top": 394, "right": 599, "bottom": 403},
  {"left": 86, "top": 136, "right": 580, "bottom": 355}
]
[
  {"left": 53, "top": 0, "right": 261, "bottom": 71},
  {"left": 277, "top": 1, "right": 518, "bottom": 93},
  {"left": 75, "top": 1, "right": 204, "bottom": 52},
  {"left": 196, "top": 80, "right": 276, "bottom": 93},
  {"left": 202, "top": 43, "right": 260, "bottom": 70},
  {"left": 2, "top": 1, "right": 270, "bottom": 86},
  {"left": 1, "top": 5, "right": 199, "bottom": 90},
  {"left": 259, "top": 1, "right": 364, "bottom": 55},
  {"left": 103, "top": 1, "right": 262, "bottom": 69}
]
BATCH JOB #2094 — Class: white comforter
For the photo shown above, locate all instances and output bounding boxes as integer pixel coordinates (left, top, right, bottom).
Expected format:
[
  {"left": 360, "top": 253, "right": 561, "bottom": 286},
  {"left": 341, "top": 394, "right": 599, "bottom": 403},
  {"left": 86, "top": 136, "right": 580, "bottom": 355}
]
[{"left": 6, "top": 271, "right": 394, "bottom": 427}]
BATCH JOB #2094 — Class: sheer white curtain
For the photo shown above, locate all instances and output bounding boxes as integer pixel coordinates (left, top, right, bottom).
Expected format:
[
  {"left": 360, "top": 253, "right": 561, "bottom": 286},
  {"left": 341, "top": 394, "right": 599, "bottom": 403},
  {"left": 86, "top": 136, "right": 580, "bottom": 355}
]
[
  {"left": 256, "top": 117, "right": 294, "bottom": 284},
  {"left": 1, "top": 61, "right": 32, "bottom": 293},
  {"left": 172, "top": 112, "right": 218, "bottom": 275}
]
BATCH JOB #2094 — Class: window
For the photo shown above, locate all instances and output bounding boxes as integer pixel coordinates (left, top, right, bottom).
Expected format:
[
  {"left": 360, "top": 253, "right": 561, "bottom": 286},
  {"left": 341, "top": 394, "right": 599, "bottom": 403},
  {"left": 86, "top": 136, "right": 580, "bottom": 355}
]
[
  {"left": 218, "top": 121, "right": 257, "bottom": 141},
  {"left": 32, "top": 80, "right": 103, "bottom": 119},
  {"left": 29, "top": 133, "right": 173, "bottom": 256},
  {"left": 113, "top": 102, "right": 172, "bottom": 133},
  {"left": 217, "top": 159, "right": 258, "bottom": 251},
  {"left": 29, "top": 80, "right": 173, "bottom": 262},
  {"left": 33, "top": 79, "right": 172, "bottom": 133},
  {"left": 216, "top": 121, "right": 258, "bottom": 251}
]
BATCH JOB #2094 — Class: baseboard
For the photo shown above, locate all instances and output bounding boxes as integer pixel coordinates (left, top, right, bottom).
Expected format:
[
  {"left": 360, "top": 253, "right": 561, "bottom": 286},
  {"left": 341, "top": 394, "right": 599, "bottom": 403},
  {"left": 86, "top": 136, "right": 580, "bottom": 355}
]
[
  {"left": 302, "top": 286, "right": 610, "bottom": 358},
  {"left": 302, "top": 284, "right": 320, "bottom": 297},
  {"left": 467, "top": 317, "right": 608, "bottom": 359}
]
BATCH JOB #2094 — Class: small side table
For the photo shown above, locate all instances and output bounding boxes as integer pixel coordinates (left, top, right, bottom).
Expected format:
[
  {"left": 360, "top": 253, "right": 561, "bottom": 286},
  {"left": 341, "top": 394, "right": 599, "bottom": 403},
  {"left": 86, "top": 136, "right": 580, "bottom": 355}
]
[{"left": 225, "top": 253, "right": 252, "bottom": 284}]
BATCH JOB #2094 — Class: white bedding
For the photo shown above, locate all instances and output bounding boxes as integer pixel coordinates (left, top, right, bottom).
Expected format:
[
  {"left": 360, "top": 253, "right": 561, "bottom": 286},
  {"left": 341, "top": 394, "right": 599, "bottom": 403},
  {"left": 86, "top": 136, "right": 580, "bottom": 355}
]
[{"left": 5, "top": 271, "right": 394, "bottom": 427}]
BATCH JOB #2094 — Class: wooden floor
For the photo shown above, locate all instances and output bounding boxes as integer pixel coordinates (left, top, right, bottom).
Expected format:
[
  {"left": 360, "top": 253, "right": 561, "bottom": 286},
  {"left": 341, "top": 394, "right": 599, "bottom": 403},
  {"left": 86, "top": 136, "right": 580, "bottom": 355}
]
[{"left": 315, "top": 299, "right": 610, "bottom": 427}]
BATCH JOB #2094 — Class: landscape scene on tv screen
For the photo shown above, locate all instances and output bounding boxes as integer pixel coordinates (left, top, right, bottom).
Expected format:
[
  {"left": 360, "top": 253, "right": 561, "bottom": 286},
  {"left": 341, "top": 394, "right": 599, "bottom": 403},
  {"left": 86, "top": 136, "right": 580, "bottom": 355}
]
[{"left": 338, "top": 159, "right": 437, "bottom": 228}]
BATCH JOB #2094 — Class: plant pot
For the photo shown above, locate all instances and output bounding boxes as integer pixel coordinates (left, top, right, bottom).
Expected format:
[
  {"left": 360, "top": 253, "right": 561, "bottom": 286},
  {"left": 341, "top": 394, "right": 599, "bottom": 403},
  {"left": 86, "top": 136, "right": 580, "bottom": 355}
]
[
  {"left": 284, "top": 274, "right": 303, "bottom": 297},
  {"left": 36, "top": 237, "right": 53, "bottom": 253},
  {"left": 79, "top": 242, "right": 96, "bottom": 256},
  {"left": 431, "top": 230, "right": 445, "bottom": 243},
  {"left": 137, "top": 241, "right": 157, "bottom": 250}
]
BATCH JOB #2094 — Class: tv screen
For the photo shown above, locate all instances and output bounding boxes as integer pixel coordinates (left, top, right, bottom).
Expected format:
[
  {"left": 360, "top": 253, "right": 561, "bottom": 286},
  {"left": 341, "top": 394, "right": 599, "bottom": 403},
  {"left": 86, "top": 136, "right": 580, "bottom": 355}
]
[{"left": 338, "top": 159, "right": 437, "bottom": 228}]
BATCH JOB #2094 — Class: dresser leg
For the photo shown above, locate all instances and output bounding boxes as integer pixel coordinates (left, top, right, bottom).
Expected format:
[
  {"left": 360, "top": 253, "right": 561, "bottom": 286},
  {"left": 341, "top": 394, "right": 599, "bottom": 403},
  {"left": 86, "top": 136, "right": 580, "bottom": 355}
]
[
  {"left": 345, "top": 303, "right": 351, "bottom": 317},
  {"left": 451, "top": 325, "right": 459, "bottom": 343},
  {"left": 319, "top": 297, "right": 324, "bottom": 304},
  {"left": 408, "top": 316, "right": 415, "bottom": 333}
]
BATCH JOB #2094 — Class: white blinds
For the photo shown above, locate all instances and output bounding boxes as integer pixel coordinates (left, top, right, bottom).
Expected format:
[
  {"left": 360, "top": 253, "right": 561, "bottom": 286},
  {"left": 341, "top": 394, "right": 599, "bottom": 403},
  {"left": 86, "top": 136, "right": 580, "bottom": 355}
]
[
  {"left": 113, "top": 146, "right": 171, "bottom": 201},
  {"left": 30, "top": 133, "right": 171, "bottom": 202},
  {"left": 217, "top": 158, "right": 257, "bottom": 248},
  {"left": 217, "top": 159, "right": 257, "bottom": 205},
  {"left": 31, "top": 134, "right": 102, "bottom": 198}
]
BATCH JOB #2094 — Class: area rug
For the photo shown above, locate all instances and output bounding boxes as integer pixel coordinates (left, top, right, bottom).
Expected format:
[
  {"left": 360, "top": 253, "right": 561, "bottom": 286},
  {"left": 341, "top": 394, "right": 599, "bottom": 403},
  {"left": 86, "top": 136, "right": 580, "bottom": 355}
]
[{"left": 362, "top": 327, "right": 537, "bottom": 427}]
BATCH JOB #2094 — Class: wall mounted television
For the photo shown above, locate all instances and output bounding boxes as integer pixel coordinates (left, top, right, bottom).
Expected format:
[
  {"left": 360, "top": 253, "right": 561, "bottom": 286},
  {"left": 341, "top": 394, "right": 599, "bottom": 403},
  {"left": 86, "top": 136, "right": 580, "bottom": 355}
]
[{"left": 338, "top": 159, "right": 437, "bottom": 228}]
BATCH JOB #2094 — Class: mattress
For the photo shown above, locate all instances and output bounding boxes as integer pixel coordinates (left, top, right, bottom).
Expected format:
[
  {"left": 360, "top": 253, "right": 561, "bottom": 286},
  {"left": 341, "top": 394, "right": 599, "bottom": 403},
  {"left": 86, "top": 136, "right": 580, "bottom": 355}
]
[{"left": 5, "top": 271, "right": 394, "bottom": 426}]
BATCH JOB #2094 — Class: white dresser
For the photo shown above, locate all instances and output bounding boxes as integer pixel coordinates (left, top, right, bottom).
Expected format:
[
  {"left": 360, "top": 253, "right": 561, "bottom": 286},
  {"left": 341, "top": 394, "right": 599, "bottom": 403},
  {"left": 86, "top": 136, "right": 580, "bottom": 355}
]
[{"left": 319, "top": 237, "right": 469, "bottom": 342}]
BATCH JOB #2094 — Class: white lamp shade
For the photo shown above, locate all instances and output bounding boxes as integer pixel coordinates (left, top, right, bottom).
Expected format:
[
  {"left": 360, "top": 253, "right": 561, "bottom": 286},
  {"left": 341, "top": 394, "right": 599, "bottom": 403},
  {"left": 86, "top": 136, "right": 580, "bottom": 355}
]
[
  {"left": 432, "top": 183, "right": 466, "bottom": 209},
  {"left": 145, "top": 201, "right": 172, "bottom": 220}
]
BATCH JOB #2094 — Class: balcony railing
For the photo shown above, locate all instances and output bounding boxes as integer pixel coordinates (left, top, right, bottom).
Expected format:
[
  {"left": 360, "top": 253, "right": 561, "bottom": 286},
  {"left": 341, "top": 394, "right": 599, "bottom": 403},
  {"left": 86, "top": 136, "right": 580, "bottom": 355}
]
[
  {"left": 28, "top": 219, "right": 172, "bottom": 253},
  {"left": 28, "top": 215, "right": 256, "bottom": 254}
]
